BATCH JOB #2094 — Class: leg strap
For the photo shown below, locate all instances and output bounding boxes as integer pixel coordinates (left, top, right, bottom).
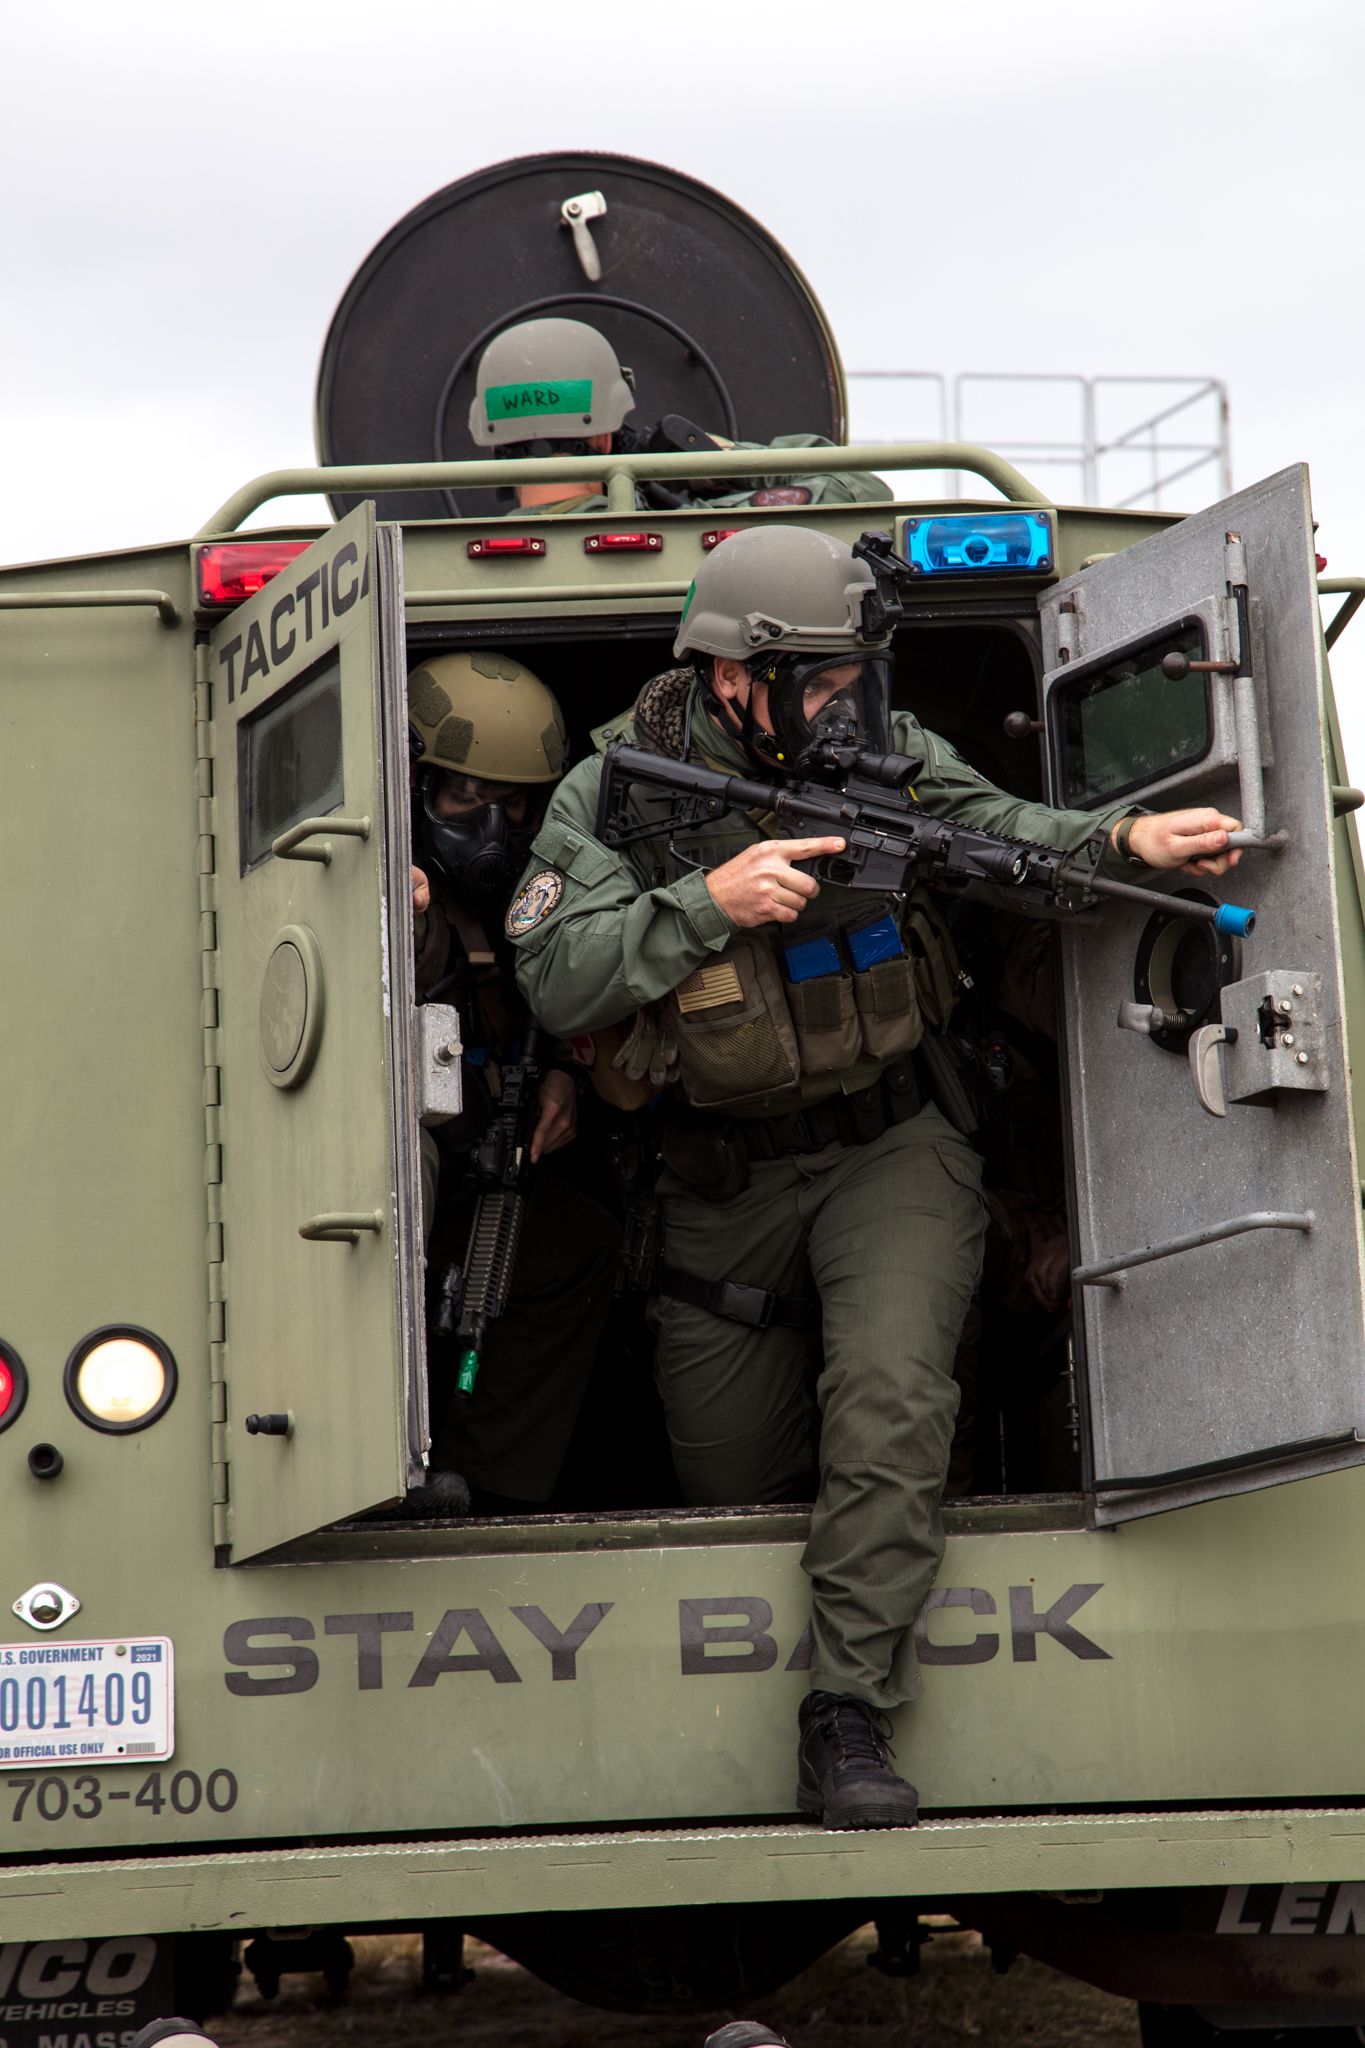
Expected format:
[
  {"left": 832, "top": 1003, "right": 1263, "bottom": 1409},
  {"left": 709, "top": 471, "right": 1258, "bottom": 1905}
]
[{"left": 656, "top": 1263, "right": 818, "bottom": 1331}]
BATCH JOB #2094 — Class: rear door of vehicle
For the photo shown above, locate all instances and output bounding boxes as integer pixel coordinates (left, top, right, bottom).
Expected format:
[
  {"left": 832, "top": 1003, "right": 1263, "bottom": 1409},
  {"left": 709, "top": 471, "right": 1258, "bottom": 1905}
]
[
  {"left": 1040, "top": 465, "right": 1365, "bottom": 1523},
  {"left": 209, "top": 505, "right": 426, "bottom": 1557}
]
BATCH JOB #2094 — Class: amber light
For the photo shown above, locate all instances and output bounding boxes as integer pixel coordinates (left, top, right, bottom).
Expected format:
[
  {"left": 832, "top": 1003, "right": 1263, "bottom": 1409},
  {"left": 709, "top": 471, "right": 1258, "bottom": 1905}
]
[
  {"left": 196, "top": 541, "right": 312, "bottom": 607},
  {"left": 466, "top": 536, "right": 547, "bottom": 558},
  {"left": 584, "top": 532, "right": 663, "bottom": 553},
  {"left": 701, "top": 529, "right": 743, "bottom": 552}
]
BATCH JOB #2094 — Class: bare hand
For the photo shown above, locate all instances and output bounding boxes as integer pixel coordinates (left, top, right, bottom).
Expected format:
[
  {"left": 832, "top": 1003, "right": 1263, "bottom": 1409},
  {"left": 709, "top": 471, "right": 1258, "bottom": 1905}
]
[
  {"left": 412, "top": 864, "right": 431, "bottom": 913},
  {"left": 530, "top": 1068, "right": 577, "bottom": 1163},
  {"left": 1026, "top": 1234, "right": 1073, "bottom": 1314},
  {"left": 1117, "top": 809, "right": 1243, "bottom": 877},
  {"left": 705, "top": 836, "right": 848, "bottom": 928}
]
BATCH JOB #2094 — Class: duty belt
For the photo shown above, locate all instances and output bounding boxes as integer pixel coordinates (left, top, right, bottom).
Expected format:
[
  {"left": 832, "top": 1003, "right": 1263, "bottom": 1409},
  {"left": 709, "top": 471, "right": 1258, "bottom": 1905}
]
[{"left": 740, "top": 1052, "right": 922, "bottom": 1159}]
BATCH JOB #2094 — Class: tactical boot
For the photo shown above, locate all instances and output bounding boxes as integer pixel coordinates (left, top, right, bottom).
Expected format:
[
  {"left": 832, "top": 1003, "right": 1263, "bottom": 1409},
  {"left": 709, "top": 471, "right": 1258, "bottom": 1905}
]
[
  {"left": 397, "top": 1470, "right": 472, "bottom": 1519},
  {"left": 796, "top": 1690, "right": 919, "bottom": 1830}
]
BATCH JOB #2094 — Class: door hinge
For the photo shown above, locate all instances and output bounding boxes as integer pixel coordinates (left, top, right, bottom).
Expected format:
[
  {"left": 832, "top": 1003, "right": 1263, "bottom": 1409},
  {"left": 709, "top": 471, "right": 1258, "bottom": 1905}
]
[{"left": 196, "top": 635, "right": 231, "bottom": 1556}]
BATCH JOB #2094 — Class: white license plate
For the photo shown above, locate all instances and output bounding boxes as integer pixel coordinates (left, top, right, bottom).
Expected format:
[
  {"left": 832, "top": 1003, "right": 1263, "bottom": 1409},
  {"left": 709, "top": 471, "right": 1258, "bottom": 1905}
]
[{"left": 0, "top": 1636, "right": 174, "bottom": 1764}]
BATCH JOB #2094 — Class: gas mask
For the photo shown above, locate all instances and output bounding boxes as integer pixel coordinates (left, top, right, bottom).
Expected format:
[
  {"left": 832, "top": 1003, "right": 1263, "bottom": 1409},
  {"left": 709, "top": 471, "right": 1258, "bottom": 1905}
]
[
  {"left": 706, "top": 652, "right": 894, "bottom": 777},
  {"left": 418, "top": 769, "right": 541, "bottom": 909}
]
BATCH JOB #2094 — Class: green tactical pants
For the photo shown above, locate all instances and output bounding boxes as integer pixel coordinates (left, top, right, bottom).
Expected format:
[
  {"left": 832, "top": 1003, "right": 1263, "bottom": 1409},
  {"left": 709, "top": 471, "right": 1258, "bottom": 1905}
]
[{"left": 649, "top": 1105, "right": 988, "bottom": 1711}]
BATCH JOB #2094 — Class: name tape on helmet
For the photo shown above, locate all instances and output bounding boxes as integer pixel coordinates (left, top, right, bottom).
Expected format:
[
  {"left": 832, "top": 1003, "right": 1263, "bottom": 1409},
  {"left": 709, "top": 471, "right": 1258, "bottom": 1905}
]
[{"left": 485, "top": 380, "right": 593, "bottom": 426}]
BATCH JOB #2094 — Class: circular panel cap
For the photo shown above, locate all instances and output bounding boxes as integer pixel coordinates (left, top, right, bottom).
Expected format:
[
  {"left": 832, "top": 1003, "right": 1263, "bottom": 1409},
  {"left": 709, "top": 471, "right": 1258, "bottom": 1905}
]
[
  {"left": 316, "top": 150, "right": 847, "bottom": 522},
  {"left": 259, "top": 925, "right": 326, "bottom": 1088}
]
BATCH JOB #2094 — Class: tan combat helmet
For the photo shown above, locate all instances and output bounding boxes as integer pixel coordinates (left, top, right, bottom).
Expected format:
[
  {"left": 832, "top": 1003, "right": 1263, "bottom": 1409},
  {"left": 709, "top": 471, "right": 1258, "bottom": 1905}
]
[
  {"left": 467, "top": 318, "right": 637, "bottom": 448},
  {"left": 407, "top": 650, "right": 567, "bottom": 783}
]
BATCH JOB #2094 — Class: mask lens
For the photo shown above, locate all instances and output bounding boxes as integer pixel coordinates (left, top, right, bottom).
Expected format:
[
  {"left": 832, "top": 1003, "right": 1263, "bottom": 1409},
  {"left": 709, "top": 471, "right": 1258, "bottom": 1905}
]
[{"left": 769, "top": 656, "right": 891, "bottom": 762}]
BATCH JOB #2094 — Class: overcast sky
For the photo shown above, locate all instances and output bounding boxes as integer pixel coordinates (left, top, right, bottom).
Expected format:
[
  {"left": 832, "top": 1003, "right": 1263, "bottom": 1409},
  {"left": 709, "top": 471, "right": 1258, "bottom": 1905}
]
[{"left": 4, "top": 0, "right": 1364, "bottom": 765}]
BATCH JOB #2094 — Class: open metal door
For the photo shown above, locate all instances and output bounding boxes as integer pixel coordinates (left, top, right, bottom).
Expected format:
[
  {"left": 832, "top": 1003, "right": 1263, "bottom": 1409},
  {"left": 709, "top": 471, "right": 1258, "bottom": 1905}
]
[
  {"left": 1041, "top": 466, "right": 1365, "bottom": 1523},
  {"left": 209, "top": 505, "right": 426, "bottom": 1558}
]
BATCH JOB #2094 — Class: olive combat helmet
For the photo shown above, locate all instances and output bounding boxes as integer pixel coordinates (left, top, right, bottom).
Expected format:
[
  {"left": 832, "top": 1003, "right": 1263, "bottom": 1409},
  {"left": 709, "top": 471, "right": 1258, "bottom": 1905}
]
[
  {"left": 674, "top": 525, "right": 895, "bottom": 772},
  {"left": 407, "top": 649, "right": 567, "bottom": 906},
  {"left": 468, "top": 318, "right": 637, "bottom": 451}
]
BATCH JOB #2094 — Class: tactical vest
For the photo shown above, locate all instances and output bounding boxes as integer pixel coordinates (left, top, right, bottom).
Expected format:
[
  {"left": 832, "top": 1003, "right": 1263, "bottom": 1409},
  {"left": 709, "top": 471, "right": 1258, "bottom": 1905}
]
[{"left": 594, "top": 670, "right": 966, "bottom": 1118}]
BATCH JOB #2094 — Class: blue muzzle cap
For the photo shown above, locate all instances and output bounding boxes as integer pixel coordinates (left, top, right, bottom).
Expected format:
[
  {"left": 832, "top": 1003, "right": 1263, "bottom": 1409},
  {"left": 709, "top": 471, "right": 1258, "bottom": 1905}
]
[{"left": 1214, "top": 903, "right": 1257, "bottom": 936}]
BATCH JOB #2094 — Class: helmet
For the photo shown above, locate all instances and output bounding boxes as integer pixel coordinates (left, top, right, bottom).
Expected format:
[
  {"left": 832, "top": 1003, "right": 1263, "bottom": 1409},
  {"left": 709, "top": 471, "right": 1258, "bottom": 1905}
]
[
  {"left": 407, "top": 652, "right": 567, "bottom": 908},
  {"left": 674, "top": 527, "right": 895, "bottom": 773},
  {"left": 673, "top": 526, "right": 888, "bottom": 663},
  {"left": 468, "top": 318, "right": 637, "bottom": 449}
]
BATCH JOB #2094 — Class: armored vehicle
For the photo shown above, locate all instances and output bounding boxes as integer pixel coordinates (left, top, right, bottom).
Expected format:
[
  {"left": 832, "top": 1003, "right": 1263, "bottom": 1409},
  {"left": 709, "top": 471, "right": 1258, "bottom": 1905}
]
[{"left": 4, "top": 153, "right": 1365, "bottom": 2037}]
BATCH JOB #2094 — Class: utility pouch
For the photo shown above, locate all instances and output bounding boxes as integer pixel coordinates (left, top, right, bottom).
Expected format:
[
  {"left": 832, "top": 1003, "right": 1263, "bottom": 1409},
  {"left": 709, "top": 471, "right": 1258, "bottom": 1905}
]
[
  {"left": 783, "top": 933, "right": 860, "bottom": 1075},
  {"left": 667, "top": 939, "right": 800, "bottom": 1109},
  {"left": 583, "top": 1020, "right": 655, "bottom": 1112},
  {"left": 847, "top": 914, "right": 923, "bottom": 1060},
  {"left": 658, "top": 1113, "right": 749, "bottom": 1202}
]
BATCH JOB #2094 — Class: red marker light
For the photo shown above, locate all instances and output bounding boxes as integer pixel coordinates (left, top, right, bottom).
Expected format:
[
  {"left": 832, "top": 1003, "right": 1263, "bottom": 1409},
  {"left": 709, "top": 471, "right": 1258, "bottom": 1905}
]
[
  {"left": 196, "top": 541, "right": 312, "bottom": 607},
  {"left": 584, "top": 532, "right": 663, "bottom": 553},
  {"left": 1317, "top": 553, "right": 1328, "bottom": 573},
  {"left": 467, "top": 536, "right": 547, "bottom": 558},
  {"left": 701, "top": 529, "right": 743, "bottom": 552},
  {"left": 0, "top": 1342, "right": 28, "bottom": 1432}
]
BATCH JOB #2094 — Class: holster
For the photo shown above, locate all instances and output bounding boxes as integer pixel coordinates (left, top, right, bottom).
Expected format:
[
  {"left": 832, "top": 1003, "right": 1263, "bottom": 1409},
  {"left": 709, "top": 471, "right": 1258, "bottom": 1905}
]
[{"left": 658, "top": 1110, "right": 750, "bottom": 1201}]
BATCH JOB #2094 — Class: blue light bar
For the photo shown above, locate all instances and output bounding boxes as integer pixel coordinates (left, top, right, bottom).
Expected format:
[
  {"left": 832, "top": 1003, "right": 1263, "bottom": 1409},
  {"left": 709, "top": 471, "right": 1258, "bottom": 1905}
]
[{"left": 900, "top": 511, "right": 1054, "bottom": 576}]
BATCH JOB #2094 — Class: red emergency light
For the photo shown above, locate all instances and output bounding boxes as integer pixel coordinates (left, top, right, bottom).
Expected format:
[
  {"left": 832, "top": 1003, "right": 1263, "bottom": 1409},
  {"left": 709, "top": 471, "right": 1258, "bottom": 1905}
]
[
  {"left": 196, "top": 541, "right": 312, "bottom": 607},
  {"left": 466, "top": 536, "right": 547, "bottom": 558},
  {"left": 701, "top": 529, "right": 743, "bottom": 552},
  {"left": 584, "top": 532, "right": 663, "bottom": 553}
]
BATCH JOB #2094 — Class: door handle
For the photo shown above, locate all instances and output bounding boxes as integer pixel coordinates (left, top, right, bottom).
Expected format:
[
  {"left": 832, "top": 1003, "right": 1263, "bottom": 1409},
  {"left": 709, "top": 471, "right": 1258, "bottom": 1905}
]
[
  {"left": 299, "top": 1209, "right": 384, "bottom": 1244},
  {"left": 273, "top": 816, "right": 371, "bottom": 865},
  {"left": 1073, "top": 1209, "right": 1313, "bottom": 1289}
]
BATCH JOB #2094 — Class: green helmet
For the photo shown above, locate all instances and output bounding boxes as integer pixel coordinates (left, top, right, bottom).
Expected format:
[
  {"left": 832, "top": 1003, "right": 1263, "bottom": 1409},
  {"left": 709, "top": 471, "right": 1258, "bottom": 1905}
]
[
  {"left": 407, "top": 651, "right": 566, "bottom": 783},
  {"left": 675, "top": 527, "right": 896, "bottom": 774},
  {"left": 673, "top": 525, "right": 889, "bottom": 664},
  {"left": 468, "top": 318, "right": 637, "bottom": 449}
]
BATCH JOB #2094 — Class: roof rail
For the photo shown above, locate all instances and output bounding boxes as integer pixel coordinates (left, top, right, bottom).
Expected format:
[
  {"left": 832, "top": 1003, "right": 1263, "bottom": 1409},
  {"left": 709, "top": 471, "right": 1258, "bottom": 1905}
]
[{"left": 195, "top": 443, "right": 1050, "bottom": 538}]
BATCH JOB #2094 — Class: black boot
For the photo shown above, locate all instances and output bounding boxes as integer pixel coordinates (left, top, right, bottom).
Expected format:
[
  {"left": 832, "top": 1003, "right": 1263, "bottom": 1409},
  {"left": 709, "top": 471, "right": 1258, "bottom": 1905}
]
[
  {"left": 796, "top": 1690, "right": 919, "bottom": 1831},
  {"left": 396, "top": 1470, "right": 472, "bottom": 1519}
]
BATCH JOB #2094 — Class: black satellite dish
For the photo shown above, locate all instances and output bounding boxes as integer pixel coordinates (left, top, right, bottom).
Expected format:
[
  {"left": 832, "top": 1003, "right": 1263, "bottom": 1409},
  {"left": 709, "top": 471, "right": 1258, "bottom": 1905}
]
[{"left": 315, "top": 150, "right": 847, "bottom": 521}]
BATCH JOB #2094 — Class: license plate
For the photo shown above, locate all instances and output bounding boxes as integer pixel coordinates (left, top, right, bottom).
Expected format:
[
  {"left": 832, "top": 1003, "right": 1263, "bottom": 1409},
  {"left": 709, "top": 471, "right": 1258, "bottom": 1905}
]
[{"left": 0, "top": 1636, "right": 174, "bottom": 1764}]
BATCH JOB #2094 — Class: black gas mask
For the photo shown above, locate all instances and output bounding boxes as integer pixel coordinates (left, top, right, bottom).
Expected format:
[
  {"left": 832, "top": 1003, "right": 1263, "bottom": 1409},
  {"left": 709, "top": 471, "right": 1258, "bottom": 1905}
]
[
  {"left": 418, "top": 768, "right": 542, "bottom": 909},
  {"left": 705, "top": 652, "right": 894, "bottom": 778}
]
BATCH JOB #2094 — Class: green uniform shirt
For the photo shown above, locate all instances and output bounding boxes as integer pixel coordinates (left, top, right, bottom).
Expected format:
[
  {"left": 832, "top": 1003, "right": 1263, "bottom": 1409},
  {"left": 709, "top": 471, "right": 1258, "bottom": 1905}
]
[{"left": 508, "top": 675, "right": 1158, "bottom": 1117}]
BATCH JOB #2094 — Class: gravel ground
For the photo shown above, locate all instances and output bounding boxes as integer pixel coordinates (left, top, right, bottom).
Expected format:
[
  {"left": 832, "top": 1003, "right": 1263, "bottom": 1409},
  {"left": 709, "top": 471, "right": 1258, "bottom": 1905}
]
[{"left": 207, "top": 1926, "right": 1143, "bottom": 2048}]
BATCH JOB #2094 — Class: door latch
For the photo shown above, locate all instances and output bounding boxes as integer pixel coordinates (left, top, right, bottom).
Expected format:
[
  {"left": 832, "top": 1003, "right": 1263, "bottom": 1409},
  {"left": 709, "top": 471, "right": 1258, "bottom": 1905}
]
[
  {"left": 560, "top": 191, "right": 607, "bottom": 281},
  {"left": 1189, "top": 1023, "right": 1237, "bottom": 1116},
  {"left": 415, "top": 1003, "right": 463, "bottom": 1127}
]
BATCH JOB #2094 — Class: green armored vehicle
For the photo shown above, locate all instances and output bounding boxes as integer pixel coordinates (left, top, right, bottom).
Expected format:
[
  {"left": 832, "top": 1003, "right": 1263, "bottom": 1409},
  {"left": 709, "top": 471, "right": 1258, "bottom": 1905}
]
[{"left": 4, "top": 151, "right": 1365, "bottom": 2035}]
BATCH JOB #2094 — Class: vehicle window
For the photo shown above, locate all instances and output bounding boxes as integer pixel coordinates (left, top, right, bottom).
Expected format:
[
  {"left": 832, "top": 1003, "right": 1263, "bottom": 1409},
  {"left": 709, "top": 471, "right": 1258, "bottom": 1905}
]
[
  {"left": 1052, "top": 622, "right": 1211, "bottom": 809},
  {"left": 239, "top": 656, "right": 344, "bottom": 871}
]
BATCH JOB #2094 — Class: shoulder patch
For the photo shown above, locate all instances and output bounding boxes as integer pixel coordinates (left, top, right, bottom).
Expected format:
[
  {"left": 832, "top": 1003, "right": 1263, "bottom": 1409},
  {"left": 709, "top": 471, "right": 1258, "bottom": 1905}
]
[{"left": 505, "top": 869, "right": 565, "bottom": 937}]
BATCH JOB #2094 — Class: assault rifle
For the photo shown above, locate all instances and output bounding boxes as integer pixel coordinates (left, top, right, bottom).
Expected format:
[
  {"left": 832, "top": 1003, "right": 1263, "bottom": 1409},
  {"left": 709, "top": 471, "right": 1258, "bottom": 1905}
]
[
  {"left": 593, "top": 743, "right": 1257, "bottom": 936},
  {"left": 444, "top": 1024, "right": 546, "bottom": 1399}
]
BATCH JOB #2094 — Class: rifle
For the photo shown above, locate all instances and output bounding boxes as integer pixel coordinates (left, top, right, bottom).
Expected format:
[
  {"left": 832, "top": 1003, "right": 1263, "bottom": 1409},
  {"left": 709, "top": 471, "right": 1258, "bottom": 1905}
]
[
  {"left": 593, "top": 742, "right": 1257, "bottom": 938},
  {"left": 444, "top": 1024, "right": 546, "bottom": 1398}
]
